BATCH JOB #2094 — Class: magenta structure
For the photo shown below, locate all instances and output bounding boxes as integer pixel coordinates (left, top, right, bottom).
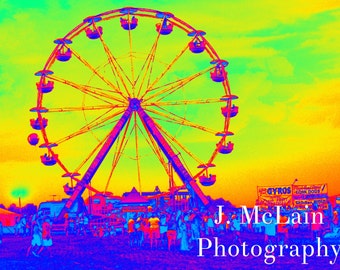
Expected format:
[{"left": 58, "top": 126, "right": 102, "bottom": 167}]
[{"left": 28, "top": 7, "right": 238, "bottom": 215}]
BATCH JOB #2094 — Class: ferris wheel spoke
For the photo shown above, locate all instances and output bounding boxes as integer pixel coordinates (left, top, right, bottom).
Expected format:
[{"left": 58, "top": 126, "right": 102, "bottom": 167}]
[
  {"left": 68, "top": 124, "right": 123, "bottom": 176},
  {"left": 47, "top": 104, "right": 125, "bottom": 113},
  {"left": 137, "top": 107, "right": 210, "bottom": 205},
  {"left": 127, "top": 13, "right": 135, "bottom": 84},
  {"left": 144, "top": 98, "right": 222, "bottom": 107},
  {"left": 146, "top": 106, "right": 217, "bottom": 134},
  {"left": 55, "top": 119, "right": 117, "bottom": 146},
  {"left": 93, "top": 23, "right": 133, "bottom": 97},
  {"left": 143, "top": 66, "right": 213, "bottom": 103},
  {"left": 87, "top": 83, "right": 125, "bottom": 95},
  {"left": 48, "top": 75, "right": 126, "bottom": 104},
  {"left": 152, "top": 120, "right": 204, "bottom": 165},
  {"left": 152, "top": 121, "right": 193, "bottom": 176},
  {"left": 141, "top": 44, "right": 189, "bottom": 100},
  {"left": 135, "top": 29, "right": 162, "bottom": 97},
  {"left": 80, "top": 107, "right": 124, "bottom": 132},
  {"left": 74, "top": 130, "right": 112, "bottom": 173},
  {"left": 55, "top": 109, "right": 125, "bottom": 144},
  {"left": 136, "top": 121, "right": 169, "bottom": 174},
  {"left": 66, "top": 46, "right": 126, "bottom": 97}
]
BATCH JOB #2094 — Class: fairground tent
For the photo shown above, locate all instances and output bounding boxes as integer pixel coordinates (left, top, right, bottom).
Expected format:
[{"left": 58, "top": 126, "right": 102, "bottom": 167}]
[
  {"left": 0, "top": 208, "right": 21, "bottom": 226},
  {"left": 121, "top": 187, "right": 149, "bottom": 205}
]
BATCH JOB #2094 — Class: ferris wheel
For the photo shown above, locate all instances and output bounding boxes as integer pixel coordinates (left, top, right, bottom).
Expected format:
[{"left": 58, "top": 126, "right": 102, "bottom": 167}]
[{"left": 28, "top": 7, "right": 238, "bottom": 215}]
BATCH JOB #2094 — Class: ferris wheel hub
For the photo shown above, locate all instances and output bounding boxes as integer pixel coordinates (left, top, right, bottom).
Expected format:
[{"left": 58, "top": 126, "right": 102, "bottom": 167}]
[{"left": 128, "top": 98, "right": 142, "bottom": 111}]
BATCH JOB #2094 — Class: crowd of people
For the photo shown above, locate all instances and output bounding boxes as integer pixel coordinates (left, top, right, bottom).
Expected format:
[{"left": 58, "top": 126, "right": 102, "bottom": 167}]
[
  {"left": 6, "top": 212, "right": 54, "bottom": 257},
  {"left": 61, "top": 203, "right": 340, "bottom": 250},
  {"left": 5, "top": 202, "right": 340, "bottom": 257}
]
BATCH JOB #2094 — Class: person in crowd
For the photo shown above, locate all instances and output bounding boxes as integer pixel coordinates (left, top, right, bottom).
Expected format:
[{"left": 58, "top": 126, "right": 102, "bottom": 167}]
[
  {"left": 0, "top": 221, "right": 3, "bottom": 245},
  {"left": 77, "top": 213, "right": 85, "bottom": 236},
  {"left": 159, "top": 212, "right": 168, "bottom": 249},
  {"left": 98, "top": 225, "right": 105, "bottom": 238},
  {"left": 190, "top": 210, "right": 201, "bottom": 246},
  {"left": 18, "top": 216, "right": 27, "bottom": 236},
  {"left": 109, "top": 224, "right": 116, "bottom": 237},
  {"left": 225, "top": 213, "right": 232, "bottom": 234},
  {"left": 230, "top": 213, "right": 242, "bottom": 244},
  {"left": 331, "top": 210, "right": 339, "bottom": 232},
  {"left": 166, "top": 214, "right": 177, "bottom": 251},
  {"left": 179, "top": 217, "right": 189, "bottom": 251},
  {"left": 26, "top": 223, "right": 42, "bottom": 257},
  {"left": 148, "top": 213, "right": 160, "bottom": 249},
  {"left": 263, "top": 211, "right": 277, "bottom": 245},
  {"left": 127, "top": 215, "right": 136, "bottom": 247},
  {"left": 310, "top": 203, "right": 325, "bottom": 242},
  {"left": 135, "top": 215, "right": 143, "bottom": 247},
  {"left": 83, "top": 214, "right": 89, "bottom": 235},
  {"left": 277, "top": 215, "right": 289, "bottom": 244},
  {"left": 141, "top": 214, "right": 150, "bottom": 246},
  {"left": 69, "top": 216, "right": 76, "bottom": 236},
  {"left": 14, "top": 217, "right": 20, "bottom": 236},
  {"left": 25, "top": 217, "right": 31, "bottom": 237},
  {"left": 62, "top": 212, "right": 68, "bottom": 236},
  {"left": 37, "top": 217, "right": 53, "bottom": 257},
  {"left": 206, "top": 212, "right": 215, "bottom": 236}
]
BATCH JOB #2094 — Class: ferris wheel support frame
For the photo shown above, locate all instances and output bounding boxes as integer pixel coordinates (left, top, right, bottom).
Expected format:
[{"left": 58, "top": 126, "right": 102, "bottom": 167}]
[{"left": 58, "top": 97, "right": 209, "bottom": 218}]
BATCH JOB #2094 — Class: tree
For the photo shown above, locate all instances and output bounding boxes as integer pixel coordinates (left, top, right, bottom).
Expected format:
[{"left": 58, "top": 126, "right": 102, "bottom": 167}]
[
  {"left": 21, "top": 204, "right": 37, "bottom": 216},
  {"left": 8, "top": 203, "right": 20, "bottom": 213}
]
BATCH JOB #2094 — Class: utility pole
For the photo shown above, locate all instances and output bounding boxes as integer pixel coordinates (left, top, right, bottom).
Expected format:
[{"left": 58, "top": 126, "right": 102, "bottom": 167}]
[{"left": 18, "top": 197, "right": 22, "bottom": 213}]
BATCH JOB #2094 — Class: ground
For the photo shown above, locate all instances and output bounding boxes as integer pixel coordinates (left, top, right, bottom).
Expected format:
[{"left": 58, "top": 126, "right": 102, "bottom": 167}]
[{"left": 0, "top": 233, "right": 339, "bottom": 269}]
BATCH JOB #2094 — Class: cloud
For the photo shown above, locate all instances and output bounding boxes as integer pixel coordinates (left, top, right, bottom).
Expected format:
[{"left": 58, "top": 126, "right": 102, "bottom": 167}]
[{"left": 289, "top": 79, "right": 340, "bottom": 127}]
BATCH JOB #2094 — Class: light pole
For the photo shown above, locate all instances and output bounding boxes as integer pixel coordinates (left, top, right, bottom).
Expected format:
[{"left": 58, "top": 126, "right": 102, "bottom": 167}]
[
  {"left": 291, "top": 179, "right": 298, "bottom": 210},
  {"left": 18, "top": 197, "right": 21, "bottom": 213},
  {"left": 292, "top": 178, "right": 298, "bottom": 186}
]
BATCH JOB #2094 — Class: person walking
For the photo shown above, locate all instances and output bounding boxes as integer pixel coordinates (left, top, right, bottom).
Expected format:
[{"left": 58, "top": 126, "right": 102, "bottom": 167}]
[
  {"left": 0, "top": 221, "right": 3, "bottom": 245},
  {"left": 26, "top": 223, "right": 42, "bottom": 257},
  {"left": 37, "top": 217, "right": 53, "bottom": 257}
]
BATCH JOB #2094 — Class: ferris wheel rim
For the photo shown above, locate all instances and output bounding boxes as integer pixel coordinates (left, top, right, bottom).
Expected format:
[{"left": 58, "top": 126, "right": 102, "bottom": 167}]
[{"left": 31, "top": 6, "right": 236, "bottom": 202}]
